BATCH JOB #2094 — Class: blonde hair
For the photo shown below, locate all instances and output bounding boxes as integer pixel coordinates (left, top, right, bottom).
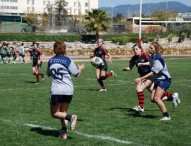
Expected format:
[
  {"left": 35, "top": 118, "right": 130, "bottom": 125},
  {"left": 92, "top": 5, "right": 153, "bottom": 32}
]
[
  {"left": 150, "top": 41, "right": 164, "bottom": 55},
  {"left": 53, "top": 41, "right": 66, "bottom": 55}
]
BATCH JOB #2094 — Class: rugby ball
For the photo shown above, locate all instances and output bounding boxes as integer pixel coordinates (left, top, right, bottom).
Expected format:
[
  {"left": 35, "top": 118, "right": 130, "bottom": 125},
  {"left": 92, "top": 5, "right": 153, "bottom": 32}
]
[{"left": 91, "top": 57, "right": 103, "bottom": 67}]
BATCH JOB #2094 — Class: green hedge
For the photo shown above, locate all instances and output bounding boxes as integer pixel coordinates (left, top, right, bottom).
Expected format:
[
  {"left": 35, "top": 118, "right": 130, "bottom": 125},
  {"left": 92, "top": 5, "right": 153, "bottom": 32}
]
[
  {"left": 0, "top": 33, "right": 82, "bottom": 42},
  {"left": 0, "top": 31, "right": 180, "bottom": 43}
]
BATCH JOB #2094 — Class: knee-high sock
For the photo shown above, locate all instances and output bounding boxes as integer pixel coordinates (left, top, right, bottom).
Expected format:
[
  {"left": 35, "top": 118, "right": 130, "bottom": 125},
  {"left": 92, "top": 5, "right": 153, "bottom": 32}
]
[
  {"left": 97, "top": 78, "right": 105, "bottom": 89},
  {"left": 106, "top": 72, "right": 112, "bottom": 79},
  {"left": 163, "top": 91, "right": 173, "bottom": 101},
  {"left": 35, "top": 73, "right": 40, "bottom": 82},
  {"left": 137, "top": 91, "right": 144, "bottom": 108}
]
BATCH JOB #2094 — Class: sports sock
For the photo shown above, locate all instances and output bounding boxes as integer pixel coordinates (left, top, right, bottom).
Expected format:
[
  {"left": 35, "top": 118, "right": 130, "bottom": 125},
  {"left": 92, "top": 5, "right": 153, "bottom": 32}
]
[
  {"left": 106, "top": 72, "right": 112, "bottom": 79},
  {"left": 163, "top": 112, "right": 169, "bottom": 117},
  {"left": 137, "top": 91, "right": 144, "bottom": 108},
  {"left": 35, "top": 73, "right": 40, "bottom": 82},
  {"left": 97, "top": 79, "right": 105, "bottom": 89},
  {"left": 65, "top": 115, "right": 72, "bottom": 122},
  {"left": 164, "top": 91, "right": 173, "bottom": 101}
]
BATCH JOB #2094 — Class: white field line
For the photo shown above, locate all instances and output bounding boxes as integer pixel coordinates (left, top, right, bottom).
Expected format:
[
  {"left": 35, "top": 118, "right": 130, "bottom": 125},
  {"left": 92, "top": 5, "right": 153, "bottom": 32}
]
[
  {"left": 74, "top": 131, "right": 132, "bottom": 144},
  {"left": 23, "top": 123, "right": 133, "bottom": 145},
  {"left": 0, "top": 87, "right": 47, "bottom": 92},
  {"left": 0, "top": 73, "right": 30, "bottom": 76}
]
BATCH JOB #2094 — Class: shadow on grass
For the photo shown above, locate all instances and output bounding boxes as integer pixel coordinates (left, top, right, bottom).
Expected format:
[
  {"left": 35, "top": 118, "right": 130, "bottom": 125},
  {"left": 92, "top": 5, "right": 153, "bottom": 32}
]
[
  {"left": 79, "top": 88, "right": 100, "bottom": 91},
  {"left": 24, "top": 81, "right": 36, "bottom": 84},
  {"left": 110, "top": 107, "right": 158, "bottom": 119},
  {"left": 127, "top": 112, "right": 157, "bottom": 119},
  {"left": 30, "top": 127, "right": 72, "bottom": 139}
]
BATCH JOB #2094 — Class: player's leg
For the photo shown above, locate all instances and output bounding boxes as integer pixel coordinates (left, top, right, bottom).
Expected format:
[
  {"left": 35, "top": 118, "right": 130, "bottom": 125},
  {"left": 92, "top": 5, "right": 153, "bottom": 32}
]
[
  {"left": 132, "top": 80, "right": 152, "bottom": 112},
  {"left": 96, "top": 68, "right": 106, "bottom": 91},
  {"left": 153, "top": 80, "right": 171, "bottom": 121}
]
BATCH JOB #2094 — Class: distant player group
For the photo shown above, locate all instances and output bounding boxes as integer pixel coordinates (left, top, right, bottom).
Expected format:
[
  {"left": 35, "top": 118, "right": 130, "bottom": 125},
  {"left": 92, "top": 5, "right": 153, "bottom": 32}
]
[
  {"left": 0, "top": 41, "right": 27, "bottom": 64},
  {"left": 46, "top": 38, "right": 180, "bottom": 139}
]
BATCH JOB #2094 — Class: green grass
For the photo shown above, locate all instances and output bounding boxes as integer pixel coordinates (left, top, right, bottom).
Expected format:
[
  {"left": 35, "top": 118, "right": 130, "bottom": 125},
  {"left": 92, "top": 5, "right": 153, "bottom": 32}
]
[{"left": 0, "top": 56, "right": 191, "bottom": 146}]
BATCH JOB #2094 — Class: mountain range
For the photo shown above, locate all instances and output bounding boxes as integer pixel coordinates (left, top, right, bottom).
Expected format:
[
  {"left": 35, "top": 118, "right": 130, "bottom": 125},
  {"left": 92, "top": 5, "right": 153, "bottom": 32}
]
[{"left": 99, "top": 1, "right": 191, "bottom": 17}]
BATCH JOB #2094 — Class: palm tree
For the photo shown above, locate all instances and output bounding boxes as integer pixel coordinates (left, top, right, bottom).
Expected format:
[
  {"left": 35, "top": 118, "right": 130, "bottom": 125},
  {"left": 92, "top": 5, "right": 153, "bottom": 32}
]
[{"left": 85, "top": 9, "right": 111, "bottom": 41}]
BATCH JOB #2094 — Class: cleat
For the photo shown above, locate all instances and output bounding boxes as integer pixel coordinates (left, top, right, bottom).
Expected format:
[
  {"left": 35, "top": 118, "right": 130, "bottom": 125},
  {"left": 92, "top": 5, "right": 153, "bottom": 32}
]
[
  {"left": 71, "top": 115, "right": 77, "bottom": 131},
  {"left": 110, "top": 71, "right": 117, "bottom": 78},
  {"left": 59, "top": 128, "right": 67, "bottom": 139},
  {"left": 99, "top": 88, "right": 107, "bottom": 92},
  {"left": 132, "top": 106, "right": 144, "bottom": 112},
  {"left": 41, "top": 73, "right": 44, "bottom": 79},
  {"left": 160, "top": 116, "right": 171, "bottom": 121},
  {"left": 59, "top": 133, "right": 67, "bottom": 139},
  {"left": 35, "top": 82, "right": 39, "bottom": 84},
  {"left": 174, "top": 93, "right": 180, "bottom": 104},
  {"left": 172, "top": 93, "right": 180, "bottom": 108}
]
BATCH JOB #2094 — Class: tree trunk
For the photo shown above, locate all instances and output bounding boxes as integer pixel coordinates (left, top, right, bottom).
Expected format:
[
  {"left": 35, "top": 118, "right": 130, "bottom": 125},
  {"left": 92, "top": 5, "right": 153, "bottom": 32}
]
[{"left": 95, "top": 31, "right": 99, "bottom": 42}]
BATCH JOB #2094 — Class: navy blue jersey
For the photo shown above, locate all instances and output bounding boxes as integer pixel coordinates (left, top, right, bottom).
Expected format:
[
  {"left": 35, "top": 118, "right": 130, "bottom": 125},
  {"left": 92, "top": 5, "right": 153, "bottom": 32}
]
[
  {"left": 151, "top": 53, "right": 171, "bottom": 81},
  {"left": 47, "top": 55, "right": 79, "bottom": 95},
  {"left": 93, "top": 46, "right": 108, "bottom": 61},
  {"left": 30, "top": 49, "right": 42, "bottom": 61}
]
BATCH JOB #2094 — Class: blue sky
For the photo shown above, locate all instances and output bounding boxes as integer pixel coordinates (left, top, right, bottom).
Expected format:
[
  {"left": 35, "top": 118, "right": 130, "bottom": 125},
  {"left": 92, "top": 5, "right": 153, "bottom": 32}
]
[{"left": 99, "top": 0, "right": 191, "bottom": 7}]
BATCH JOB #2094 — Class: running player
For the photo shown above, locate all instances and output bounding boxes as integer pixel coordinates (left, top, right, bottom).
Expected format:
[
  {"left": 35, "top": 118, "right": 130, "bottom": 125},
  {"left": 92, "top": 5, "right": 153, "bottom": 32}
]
[
  {"left": 93, "top": 38, "right": 116, "bottom": 91},
  {"left": 135, "top": 42, "right": 178, "bottom": 120},
  {"left": 30, "top": 42, "right": 44, "bottom": 84},
  {"left": 122, "top": 43, "right": 180, "bottom": 112}
]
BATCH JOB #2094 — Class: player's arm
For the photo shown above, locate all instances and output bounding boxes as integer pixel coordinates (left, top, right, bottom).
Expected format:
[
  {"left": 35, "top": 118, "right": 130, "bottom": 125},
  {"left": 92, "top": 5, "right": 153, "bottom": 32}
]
[
  {"left": 122, "top": 66, "right": 131, "bottom": 71},
  {"left": 122, "top": 56, "right": 134, "bottom": 71},
  {"left": 107, "top": 52, "right": 112, "bottom": 63},
  {"left": 135, "top": 71, "right": 153, "bottom": 83},
  {"left": 138, "top": 53, "right": 150, "bottom": 67},
  {"left": 76, "top": 63, "right": 85, "bottom": 77},
  {"left": 37, "top": 50, "right": 44, "bottom": 64},
  {"left": 138, "top": 61, "right": 150, "bottom": 67}
]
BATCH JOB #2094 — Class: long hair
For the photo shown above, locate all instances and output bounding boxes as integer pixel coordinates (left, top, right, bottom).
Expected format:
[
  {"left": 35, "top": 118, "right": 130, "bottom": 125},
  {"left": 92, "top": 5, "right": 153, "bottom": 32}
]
[
  {"left": 150, "top": 42, "right": 164, "bottom": 55},
  {"left": 53, "top": 41, "right": 66, "bottom": 55}
]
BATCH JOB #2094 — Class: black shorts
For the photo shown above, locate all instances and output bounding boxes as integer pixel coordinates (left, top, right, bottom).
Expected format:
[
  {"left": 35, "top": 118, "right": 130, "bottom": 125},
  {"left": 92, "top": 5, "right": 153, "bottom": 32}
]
[
  {"left": 32, "top": 60, "right": 42, "bottom": 68},
  {"left": 98, "top": 61, "right": 108, "bottom": 71},
  {"left": 50, "top": 95, "right": 73, "bottom": 105},
  {"left": 19, "top": 54, "right": 25, "bottom": 57}
]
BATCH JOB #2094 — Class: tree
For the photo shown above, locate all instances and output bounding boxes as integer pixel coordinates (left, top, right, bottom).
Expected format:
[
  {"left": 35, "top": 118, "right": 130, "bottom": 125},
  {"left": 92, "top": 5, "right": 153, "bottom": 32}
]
[
  {"left": 84, "top": 9, "right": 111, "bottom": 41},
  {"left": 113, "top": 13, "right": 124, "bottom": 23},
  {"left": 24, "top": 13, "right": 39, "bottom": 32},
  {"left": 54, "top": 0, "right": 68, "bottom": 26},
  {"left": 152, "top": 10, "right": 177, "bottom": 21},
  {"left": 40, "top": 13, "right": 49, "bottom": 31}
]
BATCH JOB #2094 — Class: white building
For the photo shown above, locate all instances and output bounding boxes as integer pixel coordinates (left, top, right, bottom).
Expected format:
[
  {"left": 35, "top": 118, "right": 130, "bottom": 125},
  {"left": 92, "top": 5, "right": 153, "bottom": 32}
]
[{"left": 0, "top": 0, "right": 98, "bottom": 15}]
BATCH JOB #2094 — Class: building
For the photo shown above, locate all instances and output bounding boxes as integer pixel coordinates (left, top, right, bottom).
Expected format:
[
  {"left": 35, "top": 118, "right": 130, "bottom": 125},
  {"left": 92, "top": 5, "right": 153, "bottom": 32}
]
[
  {"left": 0, "top": 0, "right": 98, "bottom": 15},
  {"left": 179, "top": 12, "right": 191, "bottom": 21}
]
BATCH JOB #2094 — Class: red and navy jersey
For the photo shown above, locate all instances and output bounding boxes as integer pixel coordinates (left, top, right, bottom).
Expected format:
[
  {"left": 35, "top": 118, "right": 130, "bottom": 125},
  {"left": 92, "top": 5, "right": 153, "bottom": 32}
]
[
  {"left": 93, "top": 46, "right": 108, "bottom": 61},
  {"left": 129, "top": 52, "right": 151, "bottom": 76},
  {"left": 30, "top": 48, "right": 42, "bottom": 61}
]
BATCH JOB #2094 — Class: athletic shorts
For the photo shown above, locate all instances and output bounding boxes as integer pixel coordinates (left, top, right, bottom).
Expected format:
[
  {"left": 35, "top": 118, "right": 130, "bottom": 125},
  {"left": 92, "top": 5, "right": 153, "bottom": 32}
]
[
  {"left": 98, "top": 61, "right": 108, "bottom": 71},
  {"left": 50, "top": 95, "right": 73, "bottom": 105},
  {"left": 19, "top": 54, "right": 25, "bottom": 57},
  {"left": 32, "top": 60, "right": 42, "bottom": 68},
  {"left": 153, "top": 79, "right": 171, "bottom": 91}
]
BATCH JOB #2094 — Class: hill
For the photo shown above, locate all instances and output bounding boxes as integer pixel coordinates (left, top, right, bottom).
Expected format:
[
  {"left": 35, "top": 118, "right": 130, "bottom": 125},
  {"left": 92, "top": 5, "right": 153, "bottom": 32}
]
[{"left": 100, "top": 1, "right": 191, "bottom": 17}]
